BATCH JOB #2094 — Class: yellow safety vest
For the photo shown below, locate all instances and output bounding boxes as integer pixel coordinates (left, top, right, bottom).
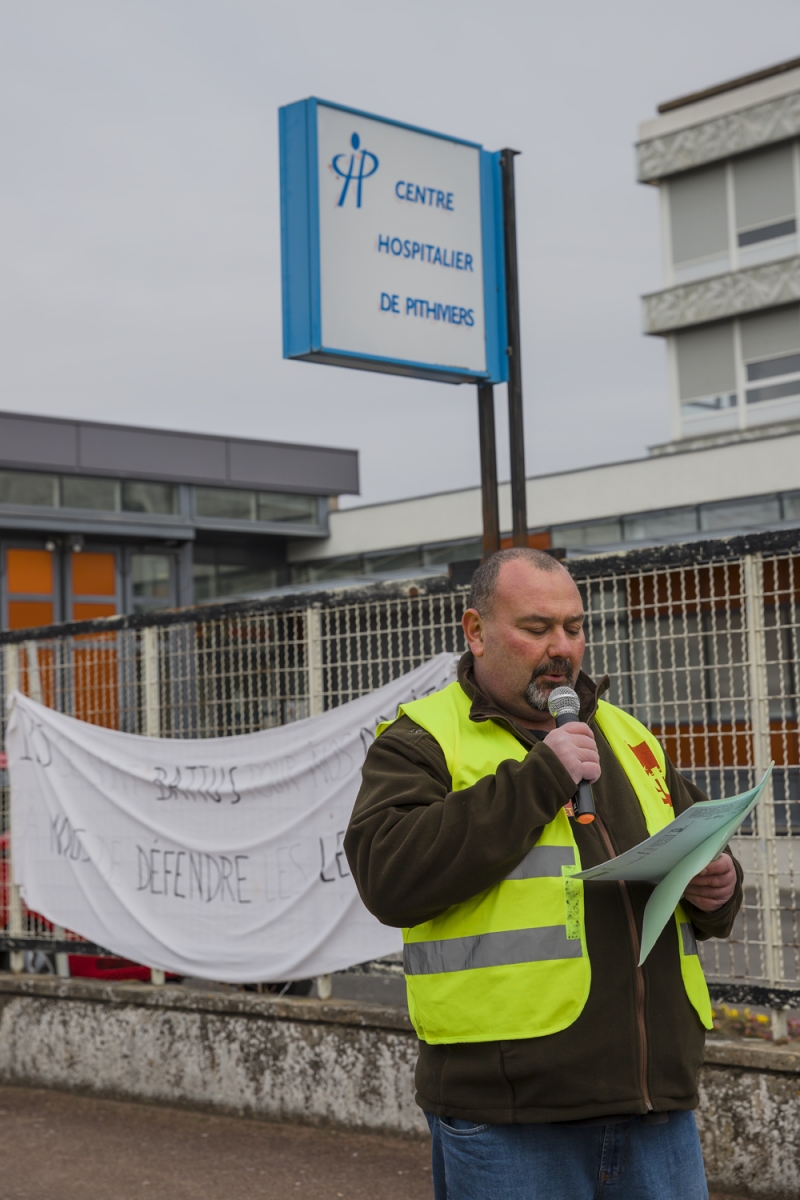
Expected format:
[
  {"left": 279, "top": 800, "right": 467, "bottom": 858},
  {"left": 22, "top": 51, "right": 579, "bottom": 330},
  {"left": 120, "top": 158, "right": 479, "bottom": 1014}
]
[{"left": 377, "top": 681, "right": 712, "bottom": 1044}]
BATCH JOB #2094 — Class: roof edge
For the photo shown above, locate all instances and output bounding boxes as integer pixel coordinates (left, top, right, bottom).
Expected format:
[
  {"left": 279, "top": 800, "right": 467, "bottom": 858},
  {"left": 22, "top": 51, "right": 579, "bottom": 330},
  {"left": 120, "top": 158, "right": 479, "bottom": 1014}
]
[
  {"left": 657, "top": 56, "right": 800, "bottom": 114},
  {"left": 0, "top": 409, "right": 359, "bottom": 462}
]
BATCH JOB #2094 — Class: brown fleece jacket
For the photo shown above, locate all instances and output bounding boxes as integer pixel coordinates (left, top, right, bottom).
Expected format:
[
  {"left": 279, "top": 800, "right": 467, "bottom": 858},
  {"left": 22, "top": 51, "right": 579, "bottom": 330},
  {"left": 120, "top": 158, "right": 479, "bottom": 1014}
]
[{"left": 344, "top": 653, "right": 742, "bottom": 1124}]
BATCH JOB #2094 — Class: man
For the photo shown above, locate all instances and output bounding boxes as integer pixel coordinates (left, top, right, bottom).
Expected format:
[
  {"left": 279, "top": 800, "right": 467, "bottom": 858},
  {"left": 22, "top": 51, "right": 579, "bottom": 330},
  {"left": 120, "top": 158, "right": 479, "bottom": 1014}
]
[{"left": 345, "top": 548, "right": 741, "bottom": 1200}]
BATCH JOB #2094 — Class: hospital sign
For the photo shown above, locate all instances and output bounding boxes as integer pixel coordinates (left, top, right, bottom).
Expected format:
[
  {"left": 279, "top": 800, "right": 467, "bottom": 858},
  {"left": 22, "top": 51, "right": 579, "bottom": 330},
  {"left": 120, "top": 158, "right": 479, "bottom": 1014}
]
[{"left": 279, "top": 98, "right": 508, "bottom": 384}]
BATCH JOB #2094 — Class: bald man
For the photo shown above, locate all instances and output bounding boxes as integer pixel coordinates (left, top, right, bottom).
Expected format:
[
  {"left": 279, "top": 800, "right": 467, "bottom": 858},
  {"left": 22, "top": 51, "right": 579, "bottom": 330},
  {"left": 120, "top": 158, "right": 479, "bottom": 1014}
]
[{"left": 345, "top": 547, "right": 741, "bottom": 1200}]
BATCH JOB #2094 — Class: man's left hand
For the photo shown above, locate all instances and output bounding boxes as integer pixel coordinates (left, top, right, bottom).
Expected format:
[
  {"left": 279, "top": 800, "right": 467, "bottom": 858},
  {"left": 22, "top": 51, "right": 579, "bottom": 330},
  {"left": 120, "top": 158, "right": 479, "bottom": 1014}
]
[{"left": 683, "top": 853, "right": 737, "bottom": 912}]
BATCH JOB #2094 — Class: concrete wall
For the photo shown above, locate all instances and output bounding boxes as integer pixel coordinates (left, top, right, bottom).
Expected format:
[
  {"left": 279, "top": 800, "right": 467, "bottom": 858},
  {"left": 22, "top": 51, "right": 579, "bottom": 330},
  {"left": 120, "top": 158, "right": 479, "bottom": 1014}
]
[
  {"left": 698, "top": 1040, "right": 800, "bottom": 1200},
  {"left": 0, "top": 976, "right": 426, "bottom": 1136},
  {"left": 1, "top": 976, "right": 799, "bottom": 1198}
]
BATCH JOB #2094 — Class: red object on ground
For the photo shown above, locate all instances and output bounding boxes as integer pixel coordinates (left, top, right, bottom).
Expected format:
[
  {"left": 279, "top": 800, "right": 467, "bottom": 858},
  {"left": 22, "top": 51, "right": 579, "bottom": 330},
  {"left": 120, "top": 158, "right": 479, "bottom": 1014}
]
[
  {"left": 67, "top": 955, "right": 153, "bottom": 982},
  {"left": 67, "top": 955, "right": 179, "bottom": 982}
]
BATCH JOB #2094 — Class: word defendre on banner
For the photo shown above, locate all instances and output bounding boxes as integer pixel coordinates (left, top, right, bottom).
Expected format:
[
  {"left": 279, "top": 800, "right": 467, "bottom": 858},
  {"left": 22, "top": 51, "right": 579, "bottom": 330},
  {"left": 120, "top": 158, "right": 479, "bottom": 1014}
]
[{"left": 6, "top": 653, "right": 457, "bottom": 982}]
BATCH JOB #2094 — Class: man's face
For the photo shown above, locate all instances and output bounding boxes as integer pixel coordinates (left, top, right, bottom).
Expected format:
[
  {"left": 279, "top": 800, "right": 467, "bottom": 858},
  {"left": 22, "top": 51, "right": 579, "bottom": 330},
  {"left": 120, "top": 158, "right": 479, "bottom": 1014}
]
[{"left": 462, "top": 560, "right": 586, "bottom": 724}]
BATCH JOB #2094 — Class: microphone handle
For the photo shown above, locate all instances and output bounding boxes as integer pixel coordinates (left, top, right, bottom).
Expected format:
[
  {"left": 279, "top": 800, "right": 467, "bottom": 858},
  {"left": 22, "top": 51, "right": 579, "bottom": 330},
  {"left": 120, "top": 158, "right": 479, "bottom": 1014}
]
[
  {"left": 574, "top": 778, "right": 596, "bottom": 825},
  {"left": 554, "top": 711, "right": 596, "bottom": 825}
]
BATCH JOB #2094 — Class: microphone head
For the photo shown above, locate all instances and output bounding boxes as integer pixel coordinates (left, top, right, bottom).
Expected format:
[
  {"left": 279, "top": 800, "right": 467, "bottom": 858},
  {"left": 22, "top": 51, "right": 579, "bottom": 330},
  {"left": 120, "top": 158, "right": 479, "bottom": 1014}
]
[{"left": 548, "top": 686, "right": 580, "bottom": 720}]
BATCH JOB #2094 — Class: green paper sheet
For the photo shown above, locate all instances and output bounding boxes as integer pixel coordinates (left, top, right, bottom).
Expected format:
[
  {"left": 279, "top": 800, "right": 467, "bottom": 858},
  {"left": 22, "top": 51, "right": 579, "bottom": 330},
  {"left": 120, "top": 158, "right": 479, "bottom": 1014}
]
[{"left": 574, "top": 764, "right": 773, "bottom": 964}]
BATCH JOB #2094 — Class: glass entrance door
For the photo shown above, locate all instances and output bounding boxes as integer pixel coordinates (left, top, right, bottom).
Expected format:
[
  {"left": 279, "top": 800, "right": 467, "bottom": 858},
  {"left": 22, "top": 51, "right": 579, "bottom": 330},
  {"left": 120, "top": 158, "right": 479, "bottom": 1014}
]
[{"left": 129, "top": 552, "right": 176, "bottom": 613}]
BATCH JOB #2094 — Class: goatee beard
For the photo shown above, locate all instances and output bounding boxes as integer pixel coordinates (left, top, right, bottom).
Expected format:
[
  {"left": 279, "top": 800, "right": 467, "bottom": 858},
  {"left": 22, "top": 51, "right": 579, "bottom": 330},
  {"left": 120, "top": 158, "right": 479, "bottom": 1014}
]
[{"left": 525, "top": 658, "right": 574, "bottom": 712}]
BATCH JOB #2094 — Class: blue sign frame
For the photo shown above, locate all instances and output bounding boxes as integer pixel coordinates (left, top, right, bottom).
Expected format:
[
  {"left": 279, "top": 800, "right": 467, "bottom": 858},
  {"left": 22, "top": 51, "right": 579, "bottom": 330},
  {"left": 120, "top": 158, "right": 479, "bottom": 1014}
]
[{"left": 279, "top": 98, "right": 508, "bottom": 385}]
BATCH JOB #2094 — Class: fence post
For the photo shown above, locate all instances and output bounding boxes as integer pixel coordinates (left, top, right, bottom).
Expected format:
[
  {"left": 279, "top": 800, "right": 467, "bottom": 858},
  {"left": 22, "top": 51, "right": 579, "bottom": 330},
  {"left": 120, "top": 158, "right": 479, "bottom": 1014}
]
[
  {"left": 742, "top": 554, "right": 784, "bottom": 1034},
  {"left": 141, "top": 627, "right": 164, "bottom": 985},
  {"left": 142, "top": 626, "right": 160, "bottom": 738},
  {"left": 21, "top": 643, "right": 72, "bottom": 973},
  {"left": 23, "top": 641, "right": 42, "bottom": 704},
  {"left": 305, "top": 605, "right": 323, "bottom": 719},
  {"left": 4, "top": 645, "right": 24, "bottom": 974},
  {"left": 304, "top": 606, "right": 331, "bottom": 1000}
]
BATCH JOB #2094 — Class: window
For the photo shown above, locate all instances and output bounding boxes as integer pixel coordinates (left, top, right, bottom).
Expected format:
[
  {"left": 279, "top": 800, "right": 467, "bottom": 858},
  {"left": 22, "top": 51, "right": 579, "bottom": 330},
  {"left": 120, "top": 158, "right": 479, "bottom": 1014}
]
[
  {"left": 292, "top": 556, "right": 364, "bottom": 584},
  {"left": 191, "top": 561, "right": 217, "bottom": 602},
  {"left": 622, "top": 508, "right": 698, "bottom": 542},
  {"left": 122, "top": 481, "right": 177, "bottom": 515},
  {"left": 257, "top": 492, "right": 317, "bottom": 524},
  {"left": 422, "top": 538, "right": 483, "bottom": 565},
  {"left": 0, "top": 471, "right": 181, "bottom": 515},
  {"left": 0, "top": 472, "right": 57, "bottom": 507},
  {"left": 741, "top": 307, "right": 800, "bottom": 409},
  {"left": 61, "top": 476, "right": 119, "bottom": 511},
  {"left": 669, "top": 165, "right": 729, "bottom": 280},
  {"left": 195, "top": 487, "right": 254, "bottom": 521},
  {"left": 666, "top": 146, "right": 799, "bottom": 282},
  {"left": 363, "top": 548, "right": 423, "bottom": 574},
  {"left": 699, "top": 496, "right": 781, "bottom": 533},
  {"left": 192, "top": 544, "right": 281, "bottom": 601},
  {"left": 130, "top": 554, "right": 173, "bottom": 613},
  {"left": 782, "top": 491, "right": 800, "bottom": 521},
  {"left": 553, "top": 521, "right": 622, "bottom": 549},
  {"left": 734, "top": 145, "right": 797, "bottom": 265},
  {"left": 195, "top": 487, "right": 320, "bottom": 526},
  {"left": 675, "top": 323, "right": 737, "bottom": 421}
]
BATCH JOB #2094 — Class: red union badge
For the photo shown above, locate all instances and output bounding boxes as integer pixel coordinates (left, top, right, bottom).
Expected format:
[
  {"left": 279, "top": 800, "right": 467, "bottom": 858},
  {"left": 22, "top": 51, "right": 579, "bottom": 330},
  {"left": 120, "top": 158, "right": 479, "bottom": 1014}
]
[{"left": 629, "top": 740, "right": 672, "bottom": 806}]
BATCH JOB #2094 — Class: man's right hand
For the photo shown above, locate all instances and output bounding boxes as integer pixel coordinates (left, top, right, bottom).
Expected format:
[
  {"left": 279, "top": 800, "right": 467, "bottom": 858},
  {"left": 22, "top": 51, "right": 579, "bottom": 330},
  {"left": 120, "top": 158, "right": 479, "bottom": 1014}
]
[{"left": 543, "top": 723, "right": 601, "bottom": 786}]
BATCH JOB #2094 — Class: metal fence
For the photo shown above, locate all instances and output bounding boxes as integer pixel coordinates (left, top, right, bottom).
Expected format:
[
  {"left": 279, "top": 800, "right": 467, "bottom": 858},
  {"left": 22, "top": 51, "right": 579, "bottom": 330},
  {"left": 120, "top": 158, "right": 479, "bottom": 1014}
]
[{"left": 1, "top": 529, "right": 798, "bottom": 1010}]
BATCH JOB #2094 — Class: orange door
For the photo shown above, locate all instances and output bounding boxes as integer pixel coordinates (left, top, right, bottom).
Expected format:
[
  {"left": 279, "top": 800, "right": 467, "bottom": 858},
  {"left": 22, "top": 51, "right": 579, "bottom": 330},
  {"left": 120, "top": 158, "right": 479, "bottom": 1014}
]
[
  {"left": 5, "top": 548, "right": 54, "bottom": 630},
  {"left": 70, "top": 552, "right": 118, "bottom": 621},
  {"left": 4, "top": 547, "right": 57, "bottom": 704},
  {"left": 70, "top": 552, "right": 119, "bottom": 728}
]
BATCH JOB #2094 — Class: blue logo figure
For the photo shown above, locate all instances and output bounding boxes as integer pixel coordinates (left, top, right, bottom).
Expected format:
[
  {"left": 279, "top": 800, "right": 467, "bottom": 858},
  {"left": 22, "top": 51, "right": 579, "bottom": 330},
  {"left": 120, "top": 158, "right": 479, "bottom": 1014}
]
[{"left": 332, "top": 133, "right": 379, "bottom": 208}]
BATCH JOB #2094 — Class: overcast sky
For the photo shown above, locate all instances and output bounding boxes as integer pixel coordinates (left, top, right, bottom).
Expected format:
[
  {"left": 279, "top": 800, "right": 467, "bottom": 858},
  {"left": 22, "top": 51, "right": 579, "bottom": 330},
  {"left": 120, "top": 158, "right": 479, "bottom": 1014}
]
[{"left": 1, "top": 2, "right": 798, "bottom": 509}]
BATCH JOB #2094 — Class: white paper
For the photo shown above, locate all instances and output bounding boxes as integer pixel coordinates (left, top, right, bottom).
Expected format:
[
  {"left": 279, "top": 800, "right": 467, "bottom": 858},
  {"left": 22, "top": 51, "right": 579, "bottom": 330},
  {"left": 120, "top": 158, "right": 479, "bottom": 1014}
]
[
  {"left": 7, "top": 653, "right": 457, "bottom": 982},
  {"left": 575, "top": 771, "right": 771, "bottom": 884},
  {"left": 576, "top": 766, "right": 772, "bottom": 964}
]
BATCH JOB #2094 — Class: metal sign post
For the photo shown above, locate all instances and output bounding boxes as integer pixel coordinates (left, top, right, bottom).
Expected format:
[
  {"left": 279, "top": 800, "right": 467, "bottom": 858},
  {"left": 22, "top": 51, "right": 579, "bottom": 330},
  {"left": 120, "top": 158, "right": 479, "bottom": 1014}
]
[
  {"left": 500, "top": 148, "right": 528, "bottom": 548},
  {"left": 477, "top": 383, "right": 500, "bottom": 556}
]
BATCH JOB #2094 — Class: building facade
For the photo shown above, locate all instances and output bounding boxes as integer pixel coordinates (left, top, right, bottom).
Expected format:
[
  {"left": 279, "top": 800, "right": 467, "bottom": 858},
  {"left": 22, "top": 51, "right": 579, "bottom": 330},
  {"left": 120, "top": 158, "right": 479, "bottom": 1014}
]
[
  {"left": 639, "top": 57, "right": 800, "bottom": 445},
  {"left": 0, "top": 411, "right": 358, "bottom": 630}
]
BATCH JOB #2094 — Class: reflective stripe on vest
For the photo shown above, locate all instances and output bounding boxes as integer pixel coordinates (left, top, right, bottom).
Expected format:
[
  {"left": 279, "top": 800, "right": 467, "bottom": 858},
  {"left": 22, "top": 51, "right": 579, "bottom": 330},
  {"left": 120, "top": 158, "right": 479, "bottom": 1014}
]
[
  {"left": 504, "top": 845, "right": 576, "bottom": 880},
  {"left": 379, "top": 681, "right": 712, "bottom": 1044},
  {"left": 680, "top": 922, "right": 699, "bottom": 957},
  {"left": 404, "top": 925, "right": 582, "bottom": 976}
]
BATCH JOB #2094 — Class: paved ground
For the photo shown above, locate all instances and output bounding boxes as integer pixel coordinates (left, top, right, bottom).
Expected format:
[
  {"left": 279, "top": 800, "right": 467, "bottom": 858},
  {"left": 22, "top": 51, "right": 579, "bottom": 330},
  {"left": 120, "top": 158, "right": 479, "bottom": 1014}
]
[
  {"left": 0, "top": 1086, "right": 746, "bottom": 1200},
  {"left": 0, "top": 1087, "right": 432, "bottom": 1200}
]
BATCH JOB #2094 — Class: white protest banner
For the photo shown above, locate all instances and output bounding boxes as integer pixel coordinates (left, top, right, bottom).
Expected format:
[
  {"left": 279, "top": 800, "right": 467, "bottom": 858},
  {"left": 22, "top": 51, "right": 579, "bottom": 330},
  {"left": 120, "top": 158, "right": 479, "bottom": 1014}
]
[{"left": 7, "top": 652, "right": 457, "bottom": 982}]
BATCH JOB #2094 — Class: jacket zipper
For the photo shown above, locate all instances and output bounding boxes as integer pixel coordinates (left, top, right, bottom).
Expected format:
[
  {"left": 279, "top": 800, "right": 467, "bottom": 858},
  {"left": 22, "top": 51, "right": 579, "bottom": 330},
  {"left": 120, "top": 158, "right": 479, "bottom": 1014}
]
[{"left": 593, "top": 813, "right": 654, "bottom": 1112}]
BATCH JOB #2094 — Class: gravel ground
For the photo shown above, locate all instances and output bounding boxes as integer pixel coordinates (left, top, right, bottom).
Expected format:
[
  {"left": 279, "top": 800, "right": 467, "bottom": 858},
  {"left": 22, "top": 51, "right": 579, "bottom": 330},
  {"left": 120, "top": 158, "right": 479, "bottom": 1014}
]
[{"left": 0, "top": 1085, "right": 745, "bottom": 1200}]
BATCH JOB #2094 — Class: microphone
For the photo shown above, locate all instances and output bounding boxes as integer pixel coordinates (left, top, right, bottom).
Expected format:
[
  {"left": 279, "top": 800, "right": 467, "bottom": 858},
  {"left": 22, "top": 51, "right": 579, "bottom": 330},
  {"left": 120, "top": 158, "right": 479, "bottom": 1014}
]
[{"left": 547, "top": 686, "right": 596, "bottom": 825}]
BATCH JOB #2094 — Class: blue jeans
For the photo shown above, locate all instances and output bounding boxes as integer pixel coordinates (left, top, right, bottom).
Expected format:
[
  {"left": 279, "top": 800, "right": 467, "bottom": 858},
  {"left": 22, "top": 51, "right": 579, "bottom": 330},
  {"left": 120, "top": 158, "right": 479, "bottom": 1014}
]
[{"left": 425, "top": 1110, "right": 708, "bottom": 1200}]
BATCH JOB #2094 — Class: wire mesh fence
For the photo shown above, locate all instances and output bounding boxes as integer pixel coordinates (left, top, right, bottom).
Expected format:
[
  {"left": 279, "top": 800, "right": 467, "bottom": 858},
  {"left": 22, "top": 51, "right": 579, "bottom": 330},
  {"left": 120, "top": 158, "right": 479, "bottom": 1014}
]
[{"left": 1, "top": 530, "right": 798, "bottom": 1004}]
